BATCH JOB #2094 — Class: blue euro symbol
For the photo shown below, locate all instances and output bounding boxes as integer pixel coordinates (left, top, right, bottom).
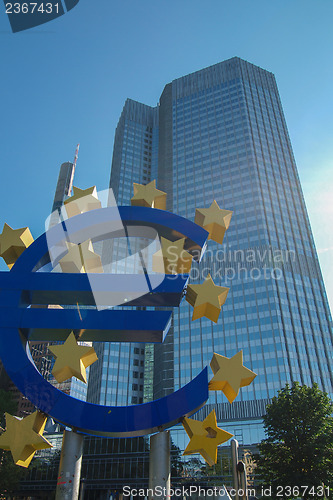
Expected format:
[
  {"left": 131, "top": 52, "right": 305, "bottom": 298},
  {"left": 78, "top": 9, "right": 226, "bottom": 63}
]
[
  {"left": 4, "top": 0, "right": 80, "bottom": 33},
  {"left": 0, "top": 206, "right": 210, "bottom": 436}
]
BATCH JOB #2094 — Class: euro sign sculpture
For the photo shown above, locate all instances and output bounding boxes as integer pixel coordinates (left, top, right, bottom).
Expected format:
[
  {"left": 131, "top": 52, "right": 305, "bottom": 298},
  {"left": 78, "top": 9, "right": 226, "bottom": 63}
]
[{"left": 0, "top": 182, "right": 256, "bottom": 467}]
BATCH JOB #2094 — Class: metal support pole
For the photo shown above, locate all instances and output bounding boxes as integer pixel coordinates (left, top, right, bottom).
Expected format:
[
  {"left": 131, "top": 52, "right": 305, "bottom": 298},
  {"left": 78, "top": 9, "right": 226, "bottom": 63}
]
[
  {"left": 79, "top": 478, "right": 86, "bottom": 500},
  {"left": 149, "top": 431, "right": 170, "bottom": 500},
  {"left": 237, "top": 461, "right": 248, "bottom": 500},
  {"left": 230, "top": 439, "right": 239, "bottom": 500},
  {"left": 56, "top": 429, "right": 84, "bottom": 500}
]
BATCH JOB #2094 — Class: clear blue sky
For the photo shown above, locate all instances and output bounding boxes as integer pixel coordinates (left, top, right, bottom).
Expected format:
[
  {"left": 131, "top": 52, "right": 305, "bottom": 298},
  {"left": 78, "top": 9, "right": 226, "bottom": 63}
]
[{"left": 0, "top": 0, "right": 332, "bottom": 309}]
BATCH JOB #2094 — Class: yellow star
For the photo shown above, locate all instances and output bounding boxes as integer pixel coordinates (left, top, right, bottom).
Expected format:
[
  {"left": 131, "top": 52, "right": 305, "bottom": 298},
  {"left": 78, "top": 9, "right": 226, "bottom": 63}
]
[
  {"left": 58, "top": 240, "right": 103, "bottom": 273},
  {"left": 64, "top": 186, "right": 101, "bottom": 218},
  {"left": 131, "top": 180, "right": 167, "bottom": 209},
  {"left": 182, "top": 410, "right": 233, "bottom": 466},
  {"left": 152, "top": 237, "right": 193, "bottom": 274},
  {"left": 209, "top": 351, "right": 257, "bottom": 403},
  {"left": 0, "top": 411, "right": 52, "bottom": 468},
  {"left": 49, "top": 332, "right": 98, "bottom": 383},
  {"left": 195, "top": 201, "right": 233, "bottom": 244},
  {"left": 0, "top": 223, "right": 34, "bottom": 269},
  {"left": 186, "top": 274, "right": 229, "bottom": 322}
]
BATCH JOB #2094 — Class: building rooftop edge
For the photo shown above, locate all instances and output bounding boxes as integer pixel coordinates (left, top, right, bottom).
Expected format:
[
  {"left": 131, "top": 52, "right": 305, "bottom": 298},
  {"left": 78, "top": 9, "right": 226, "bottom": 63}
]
[
  {"left": 123, "top": 57, "right": 275, "bottom": 113},
  {"left": 167, "top": 56, "right": 274, "bottom": 86}
]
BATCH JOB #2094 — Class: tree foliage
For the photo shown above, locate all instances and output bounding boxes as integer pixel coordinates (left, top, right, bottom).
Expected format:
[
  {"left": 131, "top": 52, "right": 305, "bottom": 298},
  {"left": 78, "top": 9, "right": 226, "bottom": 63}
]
[
  {"left": 170, "top": 440, "right": 183, "bottom": 478},
  {"left": 255, "top": 382, "right": 333, "bottom": 496},
  {"left": 0, "top": 389, "right": 17, "bottom": 430},
  {"left": 0, "top": 389, "right": 27, "bottom": 497}
]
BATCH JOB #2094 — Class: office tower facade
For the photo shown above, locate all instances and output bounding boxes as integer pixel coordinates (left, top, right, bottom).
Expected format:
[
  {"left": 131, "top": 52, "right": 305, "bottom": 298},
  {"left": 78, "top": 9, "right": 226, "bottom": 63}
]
[
  {"left": 50, "top": 161, "right": 75, "bottom": 223},
  {"left": 90, "top": 57, "right": 333, "bottom": 450},
  {"left": 87, "top": 101, "right": 159, "bottom": 407}
]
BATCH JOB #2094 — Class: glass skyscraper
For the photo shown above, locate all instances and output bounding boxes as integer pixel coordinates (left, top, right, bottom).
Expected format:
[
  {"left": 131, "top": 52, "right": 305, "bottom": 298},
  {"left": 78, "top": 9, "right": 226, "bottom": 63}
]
[{"left": 88, "top": 57, "right": 333, "bottom": 449}]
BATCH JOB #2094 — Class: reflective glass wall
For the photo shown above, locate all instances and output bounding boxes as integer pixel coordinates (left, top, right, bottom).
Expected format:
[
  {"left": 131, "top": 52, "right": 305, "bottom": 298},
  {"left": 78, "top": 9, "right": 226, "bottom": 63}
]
[
  {"left": 157, "top": 58, "right": 333, "bottom": 427},
  {"left": 89, "top": 56, "right": 333, "bottom": 441}
]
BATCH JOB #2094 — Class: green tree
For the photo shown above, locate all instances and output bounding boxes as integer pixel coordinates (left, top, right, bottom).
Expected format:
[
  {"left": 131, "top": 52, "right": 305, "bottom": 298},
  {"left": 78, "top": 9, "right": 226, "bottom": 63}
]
[
  {"left": 0, "top": 389, "right": 27, "bottom": 497},
  {"left": 255, "top": 382, "right": 333, "bottom": 498},
  {"left": 203, "top": 448, "right": 233, "bottom": 485},
  {"left": 0, "top": 390, "right": 17, "bottom": 428},
  {"left": 170, "top": 440, "right": 183, "bottom": 478}
]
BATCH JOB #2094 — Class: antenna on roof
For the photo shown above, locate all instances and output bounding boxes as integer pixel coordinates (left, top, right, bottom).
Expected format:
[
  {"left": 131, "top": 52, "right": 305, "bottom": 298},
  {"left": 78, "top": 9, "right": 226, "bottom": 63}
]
[
  {"left": 73, "top": 143, "right": 80, "bottom": 171},
  {"left": 68, "top": 143, "right": 80, "bottom": 196}
]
